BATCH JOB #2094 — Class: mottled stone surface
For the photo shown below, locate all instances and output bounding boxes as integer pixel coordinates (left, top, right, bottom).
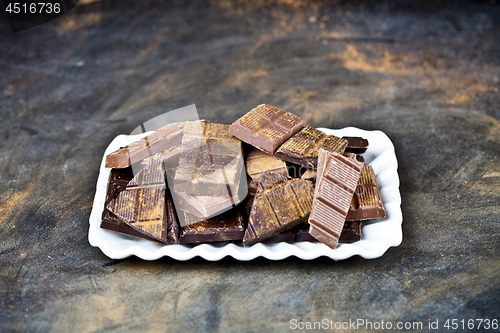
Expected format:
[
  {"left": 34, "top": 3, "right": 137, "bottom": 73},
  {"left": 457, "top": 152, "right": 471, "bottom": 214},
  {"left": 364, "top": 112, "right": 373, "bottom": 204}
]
[{"left": 1, "top": 1, "right": 499, "bottom": 332}]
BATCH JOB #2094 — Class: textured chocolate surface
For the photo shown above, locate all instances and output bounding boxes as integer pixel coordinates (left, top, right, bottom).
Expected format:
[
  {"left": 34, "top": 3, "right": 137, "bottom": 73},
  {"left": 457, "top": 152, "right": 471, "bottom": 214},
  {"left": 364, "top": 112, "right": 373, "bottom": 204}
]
[
  {"left": 274, "top": 126, "right": 348, "bottom": 169},
  {"left": 174, "top": 121, "right": 244, "bottom": 197},
  {"left": 346, "top": 165, "right": 386, "bottom": 221},
  {"left": 245, "top": 147, "right": 288, "bottom": 181},
  {"left": 107, "top": 153, "right": 169, "bottom": 242},
  {"left": 105, "top": 122, "right": 184, "bottom": 169},
  {"left": 179, "top": 209, "right": 245, "bottom": 243},
  {"left": 243, "top": 174, "right": 314, "bottom": 246},
  {"left": 308, "top": 150, "right": 363, "bottom": 249},
  {"left": 229, "top": 104, "right": 306, "bottom": 154},
  {"left": 343, "top": 136, "right": 369, "bottom": 154}
]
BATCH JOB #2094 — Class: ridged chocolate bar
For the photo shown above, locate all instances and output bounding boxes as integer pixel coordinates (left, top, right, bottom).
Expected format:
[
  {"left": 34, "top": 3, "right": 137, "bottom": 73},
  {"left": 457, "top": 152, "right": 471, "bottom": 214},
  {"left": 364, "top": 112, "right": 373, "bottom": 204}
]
[
  {"left": 243, "top": 173, "right": 314, "bottom": 246},
  {"left": 274, "top": 126, "right": 348, "bottom": 169},
  {"left": 105, "top": 122, "right": 184, "bottom": 169},
  {"left": 107, "top": 153, "right": 169, "bottom": 242},
  {"left": 308, "top": 149, "right": 363, "bottom": 249},
  {"left": 179, "top": 208, "right": 245, "bottom": 243},
  {"left": 174, "top": 121, "right": 244, "bottom": 197},
  {"left": 245, "top": 147, "right": 288, "bottom": 181},
  {"left": 343, "top": 136, "right": 369, "bottom": 154},
  {"left": 229, "top": 104, "right": 306, "bottom": 154},
  {"left": 346, "top": 165, "right": 386, "bottom": 221}
]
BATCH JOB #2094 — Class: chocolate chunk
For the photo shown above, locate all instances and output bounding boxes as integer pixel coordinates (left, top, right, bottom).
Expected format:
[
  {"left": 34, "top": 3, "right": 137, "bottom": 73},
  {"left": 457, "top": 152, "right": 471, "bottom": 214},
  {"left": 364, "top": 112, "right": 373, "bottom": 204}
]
[
  {"left": 107, "top": 153, "right": 169, "bottom": 242},
  {"left": 174, "top": 121, "right": 245, "bottom": 197},
  {"left": 300, "top": 169, "right": 317, "bottom": 182},
  {"left": 229, "top": 104, "right": 306, "bottom": 154},
  {"left": 179, "top": 209, "right": 245, "bottom": 243},
  {"left": 105, "top": 122, "right": 184, "bottom": 169},
  {"left": 339, "top": 221, "right": 362, "bottom": 242},
  {"left": 294, "top": 224, "right": 317, "bottom": 242},
  {"left": 346, "top": 165, "right": 386, "bottom": 221},
  {"left": 274, "top": 126, "right": 348, "bottom": 169},
  {"left": 243, "top": 173, "right": 314, "bottom": 246},
  {"left": 245, "top": 147, "right": 288, "bottom": 181},
  {"left": 308, "top": 149, "right": 363, "bottom": 249},
  {"left": 262, "top": 229, "right": 295, "bottom": 243},
  {"left": 343, "top": 136, "right": 369, "bottom": 154}
]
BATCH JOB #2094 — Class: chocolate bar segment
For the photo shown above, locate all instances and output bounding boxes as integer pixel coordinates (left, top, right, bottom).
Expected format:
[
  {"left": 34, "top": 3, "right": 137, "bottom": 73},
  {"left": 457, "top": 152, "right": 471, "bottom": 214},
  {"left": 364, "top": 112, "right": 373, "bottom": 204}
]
[
  {"left": 274, "top": 126, "right": 348, "bottom": 169},
  {"left": 245, "top": 147, "right": 288, "bottom": 181},
  {"left": 262, "top": 229, "right": 295, "bottom": 243},
  {"left": 174, "top": 122, "right": 244, "bottom": 197},
  {"left": 105, "top": 122, "right": 184, "bottom": 169},
  {"left": 179, "top": 209, "right": 245, "bottom": 243},
  {"left": 339, "top": 221, "right": 362, "bottom": 242},
  {"left": 229, "top": 104, "right": 306, "bottom": 154},
  {"left": 243, "top": 174, "right": 314, "bottom": 246},
  {"left": 346, "top": 165, "right": 386, "bottom": 221},
  {"left": 308, "top": 149, "right": 363, "bottom": 249},
  {"left": 107, "top": 153, "right": 169, "bottom": 242},
  {"left": 343, "top": 136, "right": 369, "bottom": 154}
]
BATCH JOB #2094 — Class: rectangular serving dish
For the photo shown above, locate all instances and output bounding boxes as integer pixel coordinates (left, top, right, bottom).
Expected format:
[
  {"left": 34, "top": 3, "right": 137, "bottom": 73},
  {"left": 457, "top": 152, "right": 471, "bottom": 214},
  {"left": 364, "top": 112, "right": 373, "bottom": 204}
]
[{"left": 88, "top": 127, "right": 402, "bottom": 261}]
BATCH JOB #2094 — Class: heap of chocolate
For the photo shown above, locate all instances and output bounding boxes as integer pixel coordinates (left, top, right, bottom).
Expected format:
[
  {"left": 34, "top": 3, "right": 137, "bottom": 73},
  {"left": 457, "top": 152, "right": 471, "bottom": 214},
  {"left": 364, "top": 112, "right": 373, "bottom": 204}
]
[{"left": 101, "top": 104, "right": 386, "bottom": 248}]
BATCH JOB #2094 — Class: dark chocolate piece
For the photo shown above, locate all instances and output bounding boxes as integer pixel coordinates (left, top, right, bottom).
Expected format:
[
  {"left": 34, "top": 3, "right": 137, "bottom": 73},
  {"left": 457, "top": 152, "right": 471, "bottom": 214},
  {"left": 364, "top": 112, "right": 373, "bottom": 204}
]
[
  {"left": 294, "top": 224, "right": 317, "bottom": 242},
  {"left": 245, "top": 147, "right": 288, "bottom": 181},
  {"left": 346, "top": 165, "right": 386, "bottom": 221},
  {"left": 343, "top": 136, "right": 369, "bottom": 154},
  {"left": 274, "top": 126, "right": 348, "bottom": 169},
  {"left": 229, "top": 104, "right": 306, "bottom": 154},
  {"left": 300, "top": 169, "right": 317, "bottom": 182},
  {"left": 308, "top": 149, "right": 363, "bottom": 249},
  {"left": 174, "top": 121, "right": 244, "bottom": 197},
  {"left": 105, "top": 122, "right": 184, "bottom": 168},
  {"left": 262, "top": 229, "right": 295, "bottom": 243},
  {"left": 179, "top": 209, "right": 245, "bottom": 243},
  {"left": 243, "top": 173, "right": 314, "bottom": 246},
  {"left": 107, "top": 153, "right": 169, "bottom": 242},
  {"left": 339, "top": 221, "right": 362, "bottom": 242}
]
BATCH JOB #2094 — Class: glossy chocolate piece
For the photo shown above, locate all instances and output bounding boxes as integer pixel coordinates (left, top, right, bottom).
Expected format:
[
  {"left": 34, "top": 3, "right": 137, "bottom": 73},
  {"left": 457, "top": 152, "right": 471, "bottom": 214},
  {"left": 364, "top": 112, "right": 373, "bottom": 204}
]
[
  {"left": 245, "top": 147, "right": 288, "bottom": 181},
  {"left": 243, "top": 173, "right": 314, "bottom": 246},
  {"left": 179, "top": 209, "right": 245, "bottom": 243},
  {"left": 346, "top": 165, "right": 386, "bottom": 221},
  {"left": 105, "top": 122, "right": 184, "bottom": 168},
  {"left": 107, "top": 153, "right": 169, "bottom": 242},
  {"left": 274, "top": 126, "right": 348, "bottom": 169},
  {"left": 174, "top": 121, "right": 244, "bottom": 197},
  {"left": 229, "top": 104, "right": 306, "bottom": 154},
  {"left": 308, "top": 149, "right": 363, "bottom": 249},
  {"left": 343, "top": 136, "right": 369, "bottom": 154}
]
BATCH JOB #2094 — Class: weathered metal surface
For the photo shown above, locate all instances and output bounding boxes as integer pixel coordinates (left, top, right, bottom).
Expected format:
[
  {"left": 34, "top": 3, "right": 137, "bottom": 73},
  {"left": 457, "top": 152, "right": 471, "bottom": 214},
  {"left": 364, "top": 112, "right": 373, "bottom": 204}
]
[{"left": 1, "top": 1, "right": 499, "bottom": 331}]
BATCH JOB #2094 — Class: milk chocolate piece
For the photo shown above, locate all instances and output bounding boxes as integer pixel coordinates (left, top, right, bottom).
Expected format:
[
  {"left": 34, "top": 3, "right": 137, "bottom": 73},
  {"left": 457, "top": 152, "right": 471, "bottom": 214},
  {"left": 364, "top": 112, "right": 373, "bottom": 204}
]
[
  {"left": 229, "top": 104, "right": 306, "bottom": 154},
  {"left": 174, "top": 122, "right": 244, "bottom": 197},
  {"left": 245, "top": 147, "right": 288, "bottom": 181},
  {"left": 308, "top": 149, "right": 363, "bottom": 249},
  {"left": 107, "top": 153, "right": 169, "bottom": 242},
  {"left": 346, "top": 165, "right": 386, "bottom": 221},
  {"left": 243, "top": 173, "right": 314, "bottom": 246},
  {"left": 262, "top": 229, "right": 295, "bottom": 243},
  {"left": 339, "top": 221, "right": 362, "bottom": 242},
  {"left": 274, "top": 126, "right": 348, "bottom": 169},
  {"left": 179, "top": 209, "right": 245, "bottom": 243},
  {"left": 105, "top": 122, "right": 184, "bottom": 169},
  {"left": 343, "top": 136, "right": 369, "bottom": 154}
]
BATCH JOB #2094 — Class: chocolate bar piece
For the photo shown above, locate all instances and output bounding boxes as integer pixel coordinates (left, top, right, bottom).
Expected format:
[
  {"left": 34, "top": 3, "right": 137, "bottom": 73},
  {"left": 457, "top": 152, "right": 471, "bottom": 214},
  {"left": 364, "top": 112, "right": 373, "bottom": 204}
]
[
  {"left": 245, "top": 147, "right": 288, "bottom": 181},
  {"left": 294, "top": 224, "right": 316, "bottom": 242},
  {"left": 339, "top": 221, "right": 362, "bottom": 242},
  {"left": 274, "top": 126, "right": 348, "bottom": 169},
  {"left": 229, "top": 104, "right": 306, "bottom": 154},
  {"left": 300, "top": 169, "right": 317, "bottom": 182},
  {"left": 343, "top": 136, "right": 369, "bottom": 154},
  {"left": 101, "top": 167, "right": 179, "bottom": 244},
  {"left": 346, "top": 165, "right": 386, "bottom": 221},
  {"left": 243, "top": 173, "right": 314, "bottom": 246},
  {"left": 179, "top": 209, "right": 245, "bottom": 243},
  {"left": 308, "top": 149, "right": 363, "bottom": 249},
  {"left": 105, "top": 122, "right": 184, "bottom": 169},
  {"left": 262, "top": 229, "right": 295, "bottom": 243},
  {"left": 107, "top": 153, "right": 170, "bottom": 242},
  {"left": 174, "top": 122, "right": 244, "bottom": 197}
]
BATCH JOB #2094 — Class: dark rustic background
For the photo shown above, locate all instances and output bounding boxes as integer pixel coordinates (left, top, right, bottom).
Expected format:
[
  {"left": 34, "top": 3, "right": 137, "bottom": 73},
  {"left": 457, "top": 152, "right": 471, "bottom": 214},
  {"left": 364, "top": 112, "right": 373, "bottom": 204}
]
[{"left": 1, "top": 0, "right": 499, "bottom": 332}]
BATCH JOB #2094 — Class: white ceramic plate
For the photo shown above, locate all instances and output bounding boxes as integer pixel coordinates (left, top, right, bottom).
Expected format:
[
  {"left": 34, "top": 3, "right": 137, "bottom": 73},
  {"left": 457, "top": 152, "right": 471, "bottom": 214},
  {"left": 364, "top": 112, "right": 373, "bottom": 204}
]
[{"left": 88, "top": 127, "right": 402, "bottom": 261}]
